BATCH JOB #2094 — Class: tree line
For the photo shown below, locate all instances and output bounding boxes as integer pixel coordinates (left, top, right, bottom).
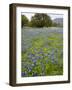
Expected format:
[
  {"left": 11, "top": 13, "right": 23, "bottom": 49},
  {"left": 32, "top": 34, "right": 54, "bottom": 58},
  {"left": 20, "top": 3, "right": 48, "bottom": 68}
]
[{"left": 21, "top": 13, "right": 61, "bottom": 28}]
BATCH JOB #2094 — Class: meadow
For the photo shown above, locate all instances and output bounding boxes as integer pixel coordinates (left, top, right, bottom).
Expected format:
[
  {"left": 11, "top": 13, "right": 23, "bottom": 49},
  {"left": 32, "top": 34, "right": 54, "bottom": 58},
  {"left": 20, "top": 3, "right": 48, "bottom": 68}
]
[{"left": 21, "top": 27, "right": 63, "bottom": 77}]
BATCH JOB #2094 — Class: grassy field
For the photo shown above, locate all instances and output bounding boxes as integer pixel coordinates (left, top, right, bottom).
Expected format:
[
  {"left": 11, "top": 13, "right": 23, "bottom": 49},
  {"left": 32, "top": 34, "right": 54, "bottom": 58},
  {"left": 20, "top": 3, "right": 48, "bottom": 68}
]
[{"left": 21, "top": 27, "right": 63, "bottom": 77}]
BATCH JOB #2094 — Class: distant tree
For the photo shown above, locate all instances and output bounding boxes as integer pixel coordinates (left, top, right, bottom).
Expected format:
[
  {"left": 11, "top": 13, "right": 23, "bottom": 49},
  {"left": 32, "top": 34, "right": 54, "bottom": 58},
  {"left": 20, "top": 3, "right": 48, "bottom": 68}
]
[
  {"left": 30, "top": 13, "right": 52, "bottom": 27},
  {"left": 21, "top": 15, "right": 29, "bottom": 28},
  {"left": 52, "top": 22, "right": 58, "bottom": 27},
  {"left": 52, "top": 22, "right": 63, "bottom": 27}
]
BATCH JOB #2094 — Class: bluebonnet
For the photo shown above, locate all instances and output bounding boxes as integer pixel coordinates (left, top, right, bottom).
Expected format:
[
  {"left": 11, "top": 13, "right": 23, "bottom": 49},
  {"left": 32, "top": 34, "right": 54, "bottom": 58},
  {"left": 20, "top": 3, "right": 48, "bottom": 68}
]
[
  {"left": 31, "top": 54, "right": 35, "bottom": 57},
  {"left": 36, "top": 55, "right": 43, "bottom": 60},
  {"left": 38, "top": 51, "right": 43, "bottom": 55},
  {"left": 32, "top": 58, "right": 37, "bottom": 63},
  {"left": 28, "top": 53, "right": 35, "bottom": 59},
  {"left": 21, "top": 71, "right": 27, "bottom": 77},
  {"left": 51, "top": 55, "right": 55, "bottom": 59},
  {"left": 28, "top": 68, "right": 32, "bottom": 72}
]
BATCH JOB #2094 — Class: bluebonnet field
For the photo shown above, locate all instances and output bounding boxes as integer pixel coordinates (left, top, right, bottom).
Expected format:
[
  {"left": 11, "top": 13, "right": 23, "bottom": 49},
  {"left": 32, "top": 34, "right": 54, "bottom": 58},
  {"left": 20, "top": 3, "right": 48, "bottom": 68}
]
[{"left": 21, "top": 27, "right": 63, "bottom": 77}]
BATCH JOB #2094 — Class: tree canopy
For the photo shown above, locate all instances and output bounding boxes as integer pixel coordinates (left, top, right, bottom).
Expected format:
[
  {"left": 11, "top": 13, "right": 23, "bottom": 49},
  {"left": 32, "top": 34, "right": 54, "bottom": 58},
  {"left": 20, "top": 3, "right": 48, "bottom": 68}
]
[
  {"left": 21, "top": 13, "right": 62, "bottom": 28},
  {"left": 30, "top": 13, "right": 52, "bottom": 27},
  {"left": 21, "top": 15, "right": 29, "bottom": 27}
]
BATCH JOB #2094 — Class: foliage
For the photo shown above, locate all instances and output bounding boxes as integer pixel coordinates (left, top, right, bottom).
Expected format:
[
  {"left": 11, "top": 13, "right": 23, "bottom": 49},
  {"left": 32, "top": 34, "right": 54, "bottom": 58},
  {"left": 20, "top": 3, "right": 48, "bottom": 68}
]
[
  {"left": 21, "top": 14, "right": 63, "bottom": 28},
  {"left": 21, "top": 15, "right": 29, "bottom": 27},
  {"left": 52, "top": 22, "right": 58, "bottom": 27},
  {"left": 30, "top": 13, "right": 52, "bottom": 27},
  {"left": 52, "top": 22, "right": 63, "bottom": 27}
]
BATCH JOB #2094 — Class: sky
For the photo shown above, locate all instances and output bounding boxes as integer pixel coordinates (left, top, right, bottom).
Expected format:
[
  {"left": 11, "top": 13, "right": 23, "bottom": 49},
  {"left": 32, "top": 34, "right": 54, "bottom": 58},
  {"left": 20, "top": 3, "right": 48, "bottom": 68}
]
[{"left": 21, "top": 12, "right": 63, "bottom": 21}]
